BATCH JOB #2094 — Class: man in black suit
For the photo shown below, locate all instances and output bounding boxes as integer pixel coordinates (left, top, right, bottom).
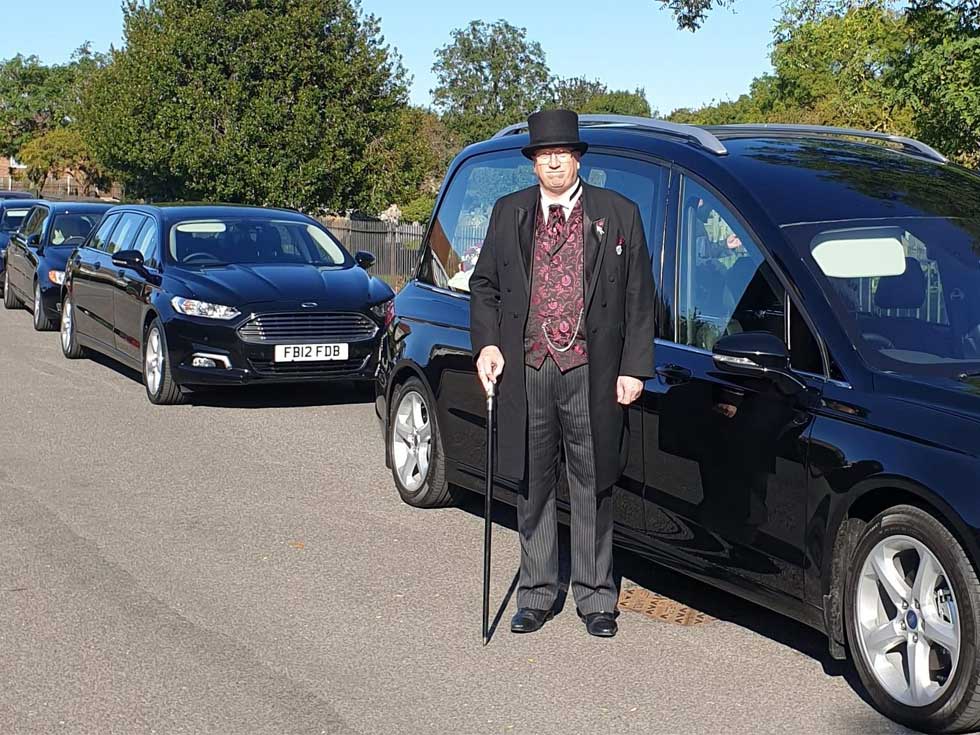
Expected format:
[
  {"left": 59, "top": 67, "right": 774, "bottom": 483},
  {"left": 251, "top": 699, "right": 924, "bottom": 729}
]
[{"left": 470, "top": 109, "right": 656, "bottom": 637}]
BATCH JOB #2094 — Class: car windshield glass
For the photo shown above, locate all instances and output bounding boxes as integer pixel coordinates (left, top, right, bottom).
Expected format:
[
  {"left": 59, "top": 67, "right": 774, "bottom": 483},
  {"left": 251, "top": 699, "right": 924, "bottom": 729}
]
[
  {"left": 168, "top": 217, "right": 349, "bottom": 267},
  {"left": 785, "top": 216, "right": 980, "bottom": 376},
  {"left": 0, "top": 208, "right": 30, "bottom": 232},
  {"left": 50, "top": 213, "right": 102, "bottom": 246}
]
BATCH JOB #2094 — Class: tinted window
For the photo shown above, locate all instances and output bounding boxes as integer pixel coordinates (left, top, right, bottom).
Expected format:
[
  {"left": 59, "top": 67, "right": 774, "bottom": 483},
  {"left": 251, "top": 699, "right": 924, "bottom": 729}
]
[
  {"left": 0, "top": 207, "right": 30, "bottom": 233},
  {"left": 19, "top": 206, "right": 48, "bottom": 240},
  {"left": 168, "top": 218, "right": 348, "bottom": 266},
  {"left": 89, "top": 213, "right": 121, "bottom": 251},
  {"left": 421, "top": 150, "right": 666, "bottom": 293},
  {"left": 49, "top": 213, "right": 102, "bottom": 246},
  {"left": 106, "top": 213, "right": 146, "bottom": 255},
  {"left": 134, "top": 219, "right": 161, "bottom": 269}
]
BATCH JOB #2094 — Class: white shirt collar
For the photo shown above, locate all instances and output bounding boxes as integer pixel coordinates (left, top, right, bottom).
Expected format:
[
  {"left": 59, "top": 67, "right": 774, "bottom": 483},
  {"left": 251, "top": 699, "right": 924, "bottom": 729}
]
[{"left": 539, "top": 178, "right": 583, "bottom": 218}]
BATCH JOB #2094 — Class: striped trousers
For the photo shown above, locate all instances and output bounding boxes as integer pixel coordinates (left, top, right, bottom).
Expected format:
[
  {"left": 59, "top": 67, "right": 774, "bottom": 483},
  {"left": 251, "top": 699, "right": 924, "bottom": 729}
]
[{"left": 518, "top": 358, "right": 617, "bottom": 615}]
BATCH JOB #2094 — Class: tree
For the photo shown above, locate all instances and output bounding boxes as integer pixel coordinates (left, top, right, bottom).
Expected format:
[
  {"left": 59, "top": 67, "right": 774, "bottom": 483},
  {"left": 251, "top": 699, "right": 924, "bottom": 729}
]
[
  {"left": 431, "top": 20, "right": 552, "bottom": 145},
  {"left": 364, "top": 106, "right": 458, "bottom": 214},
  {"left": 553, "top": 77, "right": 655, "bottom": 117},
  {"left": 655, "top": 0, "right": 737, "bottom": 30},
  {"left": 898, "top": 1, "right": 980, "bottom": 164},
  {"left": 16, "top": 127, "right": 108, "bottom": 196},
  {"left": 80, "top": 0, "right": 407, "bottom": 211}
]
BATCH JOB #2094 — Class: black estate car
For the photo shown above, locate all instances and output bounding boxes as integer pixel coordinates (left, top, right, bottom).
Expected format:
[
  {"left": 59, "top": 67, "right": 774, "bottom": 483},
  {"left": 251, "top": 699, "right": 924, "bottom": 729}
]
[
  {"left": 3, "top": 201, "right": 112, "bottom": 330},
  {"left": 376, "top": 115, "right": 980, "bottom": 733},
  {"left": 61, "top": 204, "right": 394, "bottom": 404},
  {"left": 0, "top": 197, "right": 42, "bottom": 290}
]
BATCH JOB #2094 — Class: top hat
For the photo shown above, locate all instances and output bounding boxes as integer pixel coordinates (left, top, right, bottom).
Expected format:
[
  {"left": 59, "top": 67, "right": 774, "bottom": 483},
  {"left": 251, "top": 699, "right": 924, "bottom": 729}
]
[{"left": 521, "top": 109, "right": 588, "bottom": 159}]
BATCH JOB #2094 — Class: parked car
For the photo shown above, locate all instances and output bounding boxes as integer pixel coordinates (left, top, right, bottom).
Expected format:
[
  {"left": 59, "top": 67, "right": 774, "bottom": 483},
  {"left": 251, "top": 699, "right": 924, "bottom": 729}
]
[
  {"left": 3, "top": 201, "right": 112, "bottom": 330},
  {"left": 0, "top": 190, "right": 36, "bottom": 200},
  {"left": 376, "top": 114, "right": 980, "bottom": 733},
  {"left": 0, "top": 198, "right": 43, "bottom": 293},
  {"left": 60, "top": 204, "right": 394, "bottom": 404}
]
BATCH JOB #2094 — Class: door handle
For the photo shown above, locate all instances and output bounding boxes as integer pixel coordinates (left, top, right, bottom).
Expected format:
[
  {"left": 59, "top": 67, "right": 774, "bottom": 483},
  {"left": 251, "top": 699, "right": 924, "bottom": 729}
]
[
  {"left": 655, "top": 363, "right": 692, "bottom": 382},
  {"left": 92, "top": 261, "right": 101, "bottom": 271}
]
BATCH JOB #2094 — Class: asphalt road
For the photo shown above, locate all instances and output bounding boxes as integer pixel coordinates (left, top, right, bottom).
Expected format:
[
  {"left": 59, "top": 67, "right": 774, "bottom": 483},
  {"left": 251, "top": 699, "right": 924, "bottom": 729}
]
[{"left": 0, "top": 304, "right": 921, "bottom": 735}]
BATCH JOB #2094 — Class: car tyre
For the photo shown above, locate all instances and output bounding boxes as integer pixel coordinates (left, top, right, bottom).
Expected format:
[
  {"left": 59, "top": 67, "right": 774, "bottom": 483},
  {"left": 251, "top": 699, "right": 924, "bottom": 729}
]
[
  {"left": 3, "top": 268, "right": 21, "bottom": 309},
  {"left": 845, "top": 504, "right": 980, "bottom": 733},
  {"left": 388, "top": 376, "right": 451, "bottom": 507},
  {"left": 60, "top": 294, "right": 87, "bottom": 358},
  {"left": 143, "top": 318, "right": 184, "bottom": 405},
  {"left": 33, "top": 282, "right": 55, "bottom": 331}
]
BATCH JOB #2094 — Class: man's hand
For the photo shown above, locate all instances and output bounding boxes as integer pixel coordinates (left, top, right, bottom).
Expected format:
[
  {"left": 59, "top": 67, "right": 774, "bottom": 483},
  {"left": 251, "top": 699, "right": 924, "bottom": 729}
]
[
  {"left": 477, "top": 346, "right": 505, "bottom": 394},
  {"left": 616, "top": 376, "right": 643, "bottom": 405}
]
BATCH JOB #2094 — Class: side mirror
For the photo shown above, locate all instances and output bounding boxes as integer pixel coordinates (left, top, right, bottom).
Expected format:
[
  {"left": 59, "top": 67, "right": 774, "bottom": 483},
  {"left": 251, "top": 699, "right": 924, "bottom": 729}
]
[
  {"left": 712, "top": 331, "right": 805, "bottom": 394},
  {"left": 355, "top": 250, "right": 376, "bottom": 270},
  {"left": 112, "top": 249, "right": 145, "bottom": 270},
  {"left": 27, "top": 233, "right": 40, "bottom": 249}
]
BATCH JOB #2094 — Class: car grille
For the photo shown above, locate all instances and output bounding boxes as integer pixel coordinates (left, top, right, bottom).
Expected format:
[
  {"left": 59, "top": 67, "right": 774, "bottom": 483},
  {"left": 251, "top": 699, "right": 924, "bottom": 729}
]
[
  {"left": 248, "top": 355, "right": 368, "bottom": 376},
  {"left": 237, "top": 312, "right": 378, "bottom": 344}
]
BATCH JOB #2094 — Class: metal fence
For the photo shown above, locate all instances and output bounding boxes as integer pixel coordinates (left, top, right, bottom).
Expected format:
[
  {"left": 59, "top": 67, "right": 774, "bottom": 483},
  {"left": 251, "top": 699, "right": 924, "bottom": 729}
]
[
  {"left": 2, "top": 175, "right": 122, "bottom": 201},
  {"left": 320, "top": 217, "right": 426, "bottom": 291}
]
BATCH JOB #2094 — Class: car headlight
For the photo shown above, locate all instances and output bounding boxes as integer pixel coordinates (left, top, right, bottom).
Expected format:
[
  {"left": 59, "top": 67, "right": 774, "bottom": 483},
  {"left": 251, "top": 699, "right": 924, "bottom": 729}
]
[
  {"left": 47, "top": 270, "right": 65, "bottom": 285},
  {"left": 370, "top": 299, "right": 395, "bottom": 326},
  {"left": 171, "top": 296, "right": 240, "bottom": 320}
]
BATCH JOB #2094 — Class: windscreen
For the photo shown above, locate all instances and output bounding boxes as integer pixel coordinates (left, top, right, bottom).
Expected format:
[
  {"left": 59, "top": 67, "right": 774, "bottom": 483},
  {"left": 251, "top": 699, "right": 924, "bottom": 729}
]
[
  {"left": 168, "top": 218, "right": 349, "bottom": 267},
  {"left": 0, "top": 208, "right": 30, "bottom": 233}
]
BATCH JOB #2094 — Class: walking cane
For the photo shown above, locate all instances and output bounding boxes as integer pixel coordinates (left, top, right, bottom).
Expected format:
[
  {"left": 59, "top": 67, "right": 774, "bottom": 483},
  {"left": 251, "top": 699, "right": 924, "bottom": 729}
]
[{"left": 482, "top": 380, "right": 495, "bottom": 646}]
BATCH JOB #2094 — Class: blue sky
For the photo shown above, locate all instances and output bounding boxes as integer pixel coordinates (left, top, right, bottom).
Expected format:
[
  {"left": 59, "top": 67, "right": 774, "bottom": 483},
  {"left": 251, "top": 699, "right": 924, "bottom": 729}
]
[{"left": 0, "top": 0, "right": 782, "bottom": 115}]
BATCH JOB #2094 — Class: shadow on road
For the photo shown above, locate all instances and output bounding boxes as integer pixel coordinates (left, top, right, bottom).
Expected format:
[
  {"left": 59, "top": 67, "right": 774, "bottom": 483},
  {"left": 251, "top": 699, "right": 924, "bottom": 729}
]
[
  {"left": 452, "top": 486, "right": 871, "bottom": 706},
  {"left": 84, "top": 352, "right": 375, "bottom": 408}
]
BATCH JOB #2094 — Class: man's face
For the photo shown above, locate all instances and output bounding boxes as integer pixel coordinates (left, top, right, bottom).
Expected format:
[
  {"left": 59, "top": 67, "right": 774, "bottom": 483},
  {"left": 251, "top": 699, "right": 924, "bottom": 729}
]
[{"left": 532, "top": 147, "right": 581, "bottom": 195}]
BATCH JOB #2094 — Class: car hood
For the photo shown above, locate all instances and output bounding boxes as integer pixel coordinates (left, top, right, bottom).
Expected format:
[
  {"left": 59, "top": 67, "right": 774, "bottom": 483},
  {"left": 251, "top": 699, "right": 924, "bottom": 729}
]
[
  {"left": 41, "top": 245, "right": 77, "bottom": 270},
  {"left": 167, "top": 262, "right": 394, "bottom": 310},
  {"left": 876, "top": 372, "right": 980, "bottom": 422}
]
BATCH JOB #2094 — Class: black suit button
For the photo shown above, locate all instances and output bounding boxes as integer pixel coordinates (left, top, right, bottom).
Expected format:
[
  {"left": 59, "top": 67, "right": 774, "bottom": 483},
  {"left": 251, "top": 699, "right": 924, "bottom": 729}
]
[
  {"left": 602, "top": 301, "right": 607, "bottom": 307},
  {"left": 512, "top": 312, "right": 518, "bottom": 318},
  {"left": 507, "top": 287, "right": 512, "bottom": 293},
  {"left": 591, "top": 327, "right": 598, "bottom": 334},
  {"left": 504, "top": 259, "right": 509, "bottom": 266},
  {"left": 608, "top": 275, "right": 616, "bottom": 282}
]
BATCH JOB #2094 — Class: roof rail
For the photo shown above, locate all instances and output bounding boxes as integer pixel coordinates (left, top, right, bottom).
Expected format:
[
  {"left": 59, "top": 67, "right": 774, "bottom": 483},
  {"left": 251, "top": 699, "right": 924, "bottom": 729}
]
[
  {"left": 708, "top": 123, "right": 948, "bottom": 163},
  {"left": 492, "top": 114, "right": 729, "bottom": 156}
]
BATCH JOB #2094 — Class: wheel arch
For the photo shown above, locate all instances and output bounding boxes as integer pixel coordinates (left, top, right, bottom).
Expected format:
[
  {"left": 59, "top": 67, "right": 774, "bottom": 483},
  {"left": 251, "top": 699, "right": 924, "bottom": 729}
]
[{"left": 822, "top": 478, "right": 980, "bottom": 656}]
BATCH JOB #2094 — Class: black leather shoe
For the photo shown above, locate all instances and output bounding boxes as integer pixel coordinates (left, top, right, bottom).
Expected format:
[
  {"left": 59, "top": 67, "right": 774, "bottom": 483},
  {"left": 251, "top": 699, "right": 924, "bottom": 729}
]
[
  {"left": 579, "top": 610, "right": 618, "bottom": 637},
  {"left": 510, "top": 607, "right": 554, "bottom": 633}
]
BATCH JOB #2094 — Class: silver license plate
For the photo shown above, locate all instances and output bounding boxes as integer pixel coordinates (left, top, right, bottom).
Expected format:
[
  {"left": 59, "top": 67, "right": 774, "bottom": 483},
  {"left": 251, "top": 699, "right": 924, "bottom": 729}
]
[{"left": 274, "top": 343, "right": 349, "bottom": 362}]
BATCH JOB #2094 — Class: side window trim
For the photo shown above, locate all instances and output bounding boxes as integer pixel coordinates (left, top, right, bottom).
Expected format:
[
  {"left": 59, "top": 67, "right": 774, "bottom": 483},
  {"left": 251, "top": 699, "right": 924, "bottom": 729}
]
[
  {"left": 664, "top": 165, "right": 834, "bottom": 380},
  {"left": 88, "top": 213, "right": 122, "bottom": 252}
]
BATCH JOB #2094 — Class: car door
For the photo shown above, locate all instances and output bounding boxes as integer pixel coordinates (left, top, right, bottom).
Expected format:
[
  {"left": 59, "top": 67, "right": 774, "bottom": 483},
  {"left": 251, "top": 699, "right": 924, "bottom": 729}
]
[
  {"left": 640, "top": 172, "right": 824, "bottom": 598},
  {"left": 71, "top": 212, "right": 121, "bottom": 345},
  {"left": 8, "top": 205, "right": 47, "bottom": 297},
  {"left": 113, "top": 216, "right": 160, "bottom": 362}
]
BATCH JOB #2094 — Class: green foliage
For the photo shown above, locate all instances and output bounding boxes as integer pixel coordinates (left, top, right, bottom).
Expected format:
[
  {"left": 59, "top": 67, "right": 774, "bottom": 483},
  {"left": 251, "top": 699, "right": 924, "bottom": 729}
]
[
  {"left": 655, "top": 0, "right": 736, "bottom": 30},
  {"left": 400, "top": 194, "right": 436, "bottom": 225},
  {"left": 899, "top": 1, "right": 980, "bottom": 164},
  {"left": 364, "top": 106, "right": 457, "bottom": 214},
  {"left": 553, "top": 77, "right": 654, "bottom": 117},
  {"left": 0, "top": 46, "right": 107, "bottom": 158},
  {"left": 80, "top": 0, "right": 407, "bottom": 211},
  {"left": 16, "top": 127, "right": 109, "bottom": 196},
  {"left": 432, "top": 20, "right": 552, "bottom": 145}
]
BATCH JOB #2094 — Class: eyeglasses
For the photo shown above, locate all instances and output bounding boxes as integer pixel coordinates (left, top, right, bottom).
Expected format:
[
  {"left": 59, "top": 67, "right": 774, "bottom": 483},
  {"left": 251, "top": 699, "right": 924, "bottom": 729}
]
[{"left": 534, "top": 150, "right": 574, "bottom": 164}]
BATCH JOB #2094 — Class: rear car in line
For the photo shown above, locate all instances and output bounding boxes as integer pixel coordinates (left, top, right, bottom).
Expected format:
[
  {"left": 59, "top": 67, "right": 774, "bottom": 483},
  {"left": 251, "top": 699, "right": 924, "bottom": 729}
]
[
  {"left": 0, "top": 197, "right": 43, "bottom": 294},
  {"left": 61, "top": 204, "right": 394, "bottom": 404},
  {"left": 2, "top": 201, "right": 112, "bottom": 330}
]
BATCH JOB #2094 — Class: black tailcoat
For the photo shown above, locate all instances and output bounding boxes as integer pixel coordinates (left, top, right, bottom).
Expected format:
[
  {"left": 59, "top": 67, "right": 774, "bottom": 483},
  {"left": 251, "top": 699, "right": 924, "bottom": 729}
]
[{"left": 469, "top": 182, "right": 657, "bottom": 491}]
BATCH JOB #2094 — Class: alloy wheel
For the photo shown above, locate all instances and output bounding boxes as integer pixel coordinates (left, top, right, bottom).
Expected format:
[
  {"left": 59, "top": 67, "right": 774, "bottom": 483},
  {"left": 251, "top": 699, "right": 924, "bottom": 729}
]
[
  {"left": 144, "top": 327, "right": 164, "bottom": 396},
  {"left": 391, "top": 390, "right": 432, "bottom": 492},
  {"left": 60, "top": 299, "right": 72, "bottom": 351},
  {"left": 855, "top": 534, "right": 960, "bottom": 707}
]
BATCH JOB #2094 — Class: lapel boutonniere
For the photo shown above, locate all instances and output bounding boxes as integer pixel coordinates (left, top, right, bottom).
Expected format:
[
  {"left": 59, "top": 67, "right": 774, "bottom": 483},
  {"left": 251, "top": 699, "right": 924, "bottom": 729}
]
[
  {"left": 594, "top": 218, "right": 606, "bottom": 239},
  {"left": 616, "top": 234, "right": 625, "bottom": 256}
]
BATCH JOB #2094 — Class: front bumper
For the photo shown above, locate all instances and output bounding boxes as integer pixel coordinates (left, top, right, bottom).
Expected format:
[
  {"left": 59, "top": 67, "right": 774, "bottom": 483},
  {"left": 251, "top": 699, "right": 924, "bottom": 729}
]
[{"left": 166, "top": 309, "right": 383, "bottom": 387}]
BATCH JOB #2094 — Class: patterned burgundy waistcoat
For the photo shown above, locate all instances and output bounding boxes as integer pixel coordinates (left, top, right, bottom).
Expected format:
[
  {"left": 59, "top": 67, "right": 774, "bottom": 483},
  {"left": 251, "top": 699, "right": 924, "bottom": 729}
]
[{"left": 524, "top": 197, "right": 589, "bottom": 371}]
